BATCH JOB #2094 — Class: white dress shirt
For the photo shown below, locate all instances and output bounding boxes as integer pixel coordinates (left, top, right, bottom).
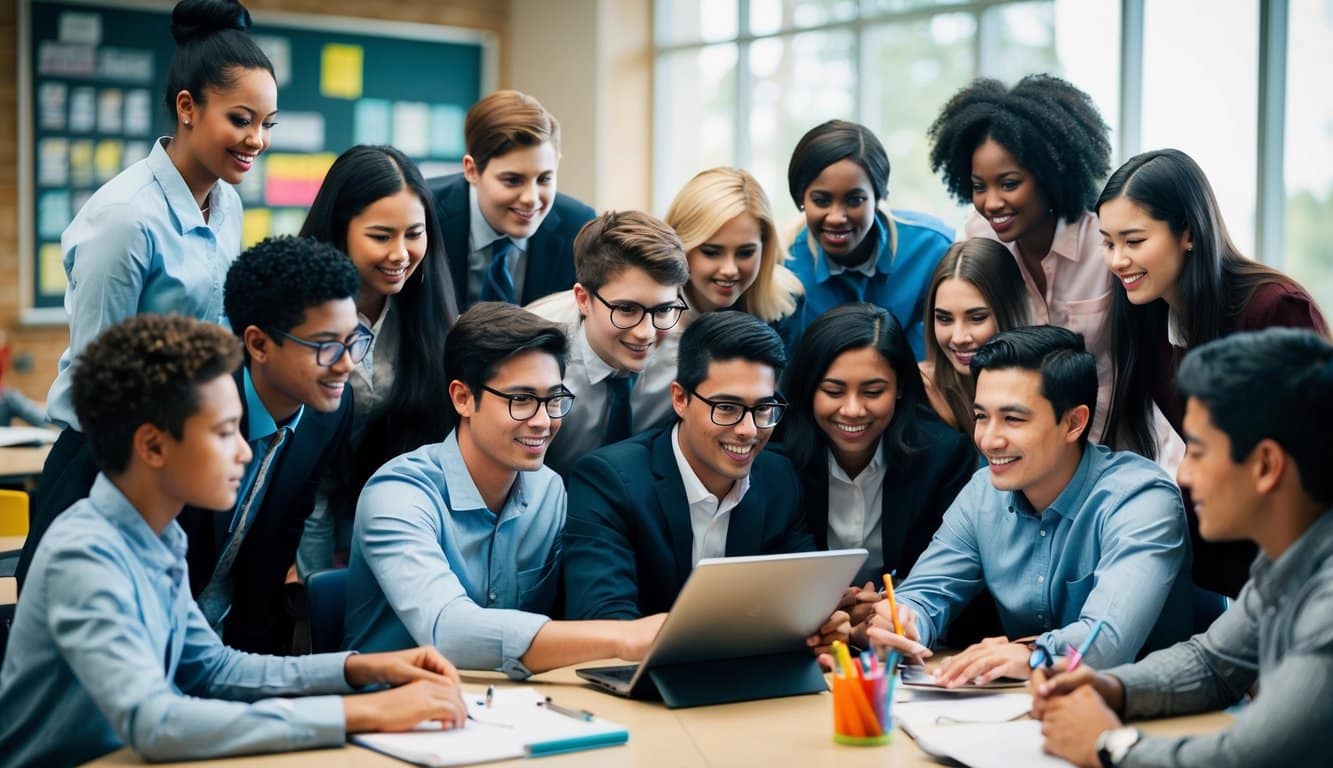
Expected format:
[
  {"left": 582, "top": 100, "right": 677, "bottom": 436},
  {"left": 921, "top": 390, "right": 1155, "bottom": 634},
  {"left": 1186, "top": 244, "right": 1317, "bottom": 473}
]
[
  {"left": 826, "top": 447, "right": 886, "bottom": 585},
  {"left": 526, "top": 290, "right": 680, "bottom": 476},
  {"left": 467, "top": 185, "right": 529, "bottom": 305},
  {"left": 670, "top": 424, "right": 750, "bottom": 565}
]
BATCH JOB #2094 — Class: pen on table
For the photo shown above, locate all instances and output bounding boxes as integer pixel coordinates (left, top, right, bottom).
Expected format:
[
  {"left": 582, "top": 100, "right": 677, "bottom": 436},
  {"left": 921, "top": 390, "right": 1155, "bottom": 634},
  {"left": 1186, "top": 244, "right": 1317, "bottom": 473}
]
[
  {"left": 485, "top": 685, "right": 494, "bottom": 709},
  {"left": 1065, "top": 619, "right": 1106, "bottom": 673},
  {"left": 542, "top": 696, "right": 594, "bottom": 722}
]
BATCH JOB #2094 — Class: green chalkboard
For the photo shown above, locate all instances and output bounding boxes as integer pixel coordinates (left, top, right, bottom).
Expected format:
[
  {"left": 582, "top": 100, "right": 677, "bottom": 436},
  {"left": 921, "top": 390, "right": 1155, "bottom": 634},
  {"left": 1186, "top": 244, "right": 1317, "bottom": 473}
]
[{"left": 20, "top": 0, "right": 494, "bottom": 322}]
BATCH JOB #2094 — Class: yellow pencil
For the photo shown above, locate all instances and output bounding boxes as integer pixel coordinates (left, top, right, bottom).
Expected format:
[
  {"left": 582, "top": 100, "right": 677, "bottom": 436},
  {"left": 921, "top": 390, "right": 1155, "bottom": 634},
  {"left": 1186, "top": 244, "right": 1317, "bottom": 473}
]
[{"left": 882, "top": 573, "right": 903, "bottom": 636}]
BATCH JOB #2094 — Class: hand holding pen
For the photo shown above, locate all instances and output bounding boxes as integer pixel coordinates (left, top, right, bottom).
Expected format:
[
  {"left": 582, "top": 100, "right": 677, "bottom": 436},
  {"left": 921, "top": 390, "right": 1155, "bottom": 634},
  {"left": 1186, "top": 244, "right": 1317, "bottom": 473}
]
[{"left": 864, "top": 573, "right": 931, "bottom": 664}]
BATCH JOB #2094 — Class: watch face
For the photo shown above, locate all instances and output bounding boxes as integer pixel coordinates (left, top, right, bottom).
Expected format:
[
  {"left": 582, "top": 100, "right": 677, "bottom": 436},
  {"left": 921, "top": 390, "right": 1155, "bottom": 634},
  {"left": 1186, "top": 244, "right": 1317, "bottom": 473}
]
[{"left": 1106, "top": 728, "right": 1141, "bottom": 762}]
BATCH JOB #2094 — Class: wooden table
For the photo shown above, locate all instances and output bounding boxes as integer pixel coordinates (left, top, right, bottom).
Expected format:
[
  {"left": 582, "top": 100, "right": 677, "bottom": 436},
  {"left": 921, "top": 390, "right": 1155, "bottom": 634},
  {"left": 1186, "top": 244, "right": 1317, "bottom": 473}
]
[
  {"left": 0, "top": 444, "right": 50, "bottom": 484},
  {"left": 87, "top": 663, "right": 1233, "bottom": 767},
  {"left": 0, "top": 535, "right": 24, "bottom": 556}
]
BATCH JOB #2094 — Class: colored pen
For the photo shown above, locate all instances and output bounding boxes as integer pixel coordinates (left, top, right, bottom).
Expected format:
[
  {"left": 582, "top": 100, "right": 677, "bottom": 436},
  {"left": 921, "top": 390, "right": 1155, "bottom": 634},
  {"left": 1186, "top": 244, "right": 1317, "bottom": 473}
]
[
  {"left": 485, "top": 685, "right": 494, "bottom": 708},
  {"left": 882, "top": 572, "right": 903, "bottom": 635},
  {"left": 1027, "top": 645, "right": 1052, "bottom": 671},
  {"left": 542, "top": 696, "right": 594, "bottom": 722},
  {"left": 1065, "top": 619, "right": 1105, "bottom": 672}
]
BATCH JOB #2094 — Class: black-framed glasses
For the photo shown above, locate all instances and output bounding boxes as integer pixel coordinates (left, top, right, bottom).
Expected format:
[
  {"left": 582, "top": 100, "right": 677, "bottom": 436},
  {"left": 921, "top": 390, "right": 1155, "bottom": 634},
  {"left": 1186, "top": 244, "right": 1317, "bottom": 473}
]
[
  {"left": 590, "top": 289, "right": 688, "bottom": 330},
  {"left": 687, "top": 389, "right": 787, "bottom": 429},
  {"left": 268, "top": 327, "right": 374, "bottom": 367},
  {"left": 481, "top": 385, "right": 576, "bottom": 421}
]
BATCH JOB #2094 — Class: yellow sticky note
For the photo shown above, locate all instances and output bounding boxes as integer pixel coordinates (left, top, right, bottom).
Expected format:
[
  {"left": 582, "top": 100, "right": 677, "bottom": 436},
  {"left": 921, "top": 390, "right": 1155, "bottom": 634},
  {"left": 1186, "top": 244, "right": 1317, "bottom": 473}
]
[
  {"left": 321, "top": 44, "right": 363, "bottom": 99},
  {"left": 242, "top": 208, "right": 272, "bottom": 248},
  {"left": 93, "top": 139, "right": 123, "bottom": 183},
  {"left": 39, "top": 243, "right": 67, "bottom": 296}
]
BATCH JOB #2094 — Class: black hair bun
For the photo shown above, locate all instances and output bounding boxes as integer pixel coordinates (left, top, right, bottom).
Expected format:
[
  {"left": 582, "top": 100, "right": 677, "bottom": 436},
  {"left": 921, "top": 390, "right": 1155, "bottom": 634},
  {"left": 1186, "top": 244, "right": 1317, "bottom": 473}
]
[{"left": 170, "top": 0, "right": 252, "bottom": 45}]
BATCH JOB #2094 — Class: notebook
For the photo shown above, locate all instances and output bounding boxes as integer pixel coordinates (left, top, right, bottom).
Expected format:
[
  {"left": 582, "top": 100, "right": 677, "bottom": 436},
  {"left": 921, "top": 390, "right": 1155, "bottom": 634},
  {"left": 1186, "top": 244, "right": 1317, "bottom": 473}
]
[
  {"left": 905, "top": 720, "right": 1074, "bottom": 767},
  {"left": 352, "top": 687, "right": 628, "bottom": 766}
]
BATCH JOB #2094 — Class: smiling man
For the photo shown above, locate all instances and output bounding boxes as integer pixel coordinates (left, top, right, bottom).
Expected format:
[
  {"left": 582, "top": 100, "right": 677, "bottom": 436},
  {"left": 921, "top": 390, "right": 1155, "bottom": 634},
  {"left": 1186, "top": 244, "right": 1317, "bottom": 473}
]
[
  {"left": 563, "top": 312, "right": 849, "bottom": 656},
  {"left": 429, "top": 90, "right": 595, "bottom": 309},
  {"left": 1032, "top": 328, "right": 1333, "bottom": 768},
  {"left": 345, "top": 303, "right": 665, "bottom": 679},
  {"left": 868, "top": 325, "right": 1192, "bottom": 684}
]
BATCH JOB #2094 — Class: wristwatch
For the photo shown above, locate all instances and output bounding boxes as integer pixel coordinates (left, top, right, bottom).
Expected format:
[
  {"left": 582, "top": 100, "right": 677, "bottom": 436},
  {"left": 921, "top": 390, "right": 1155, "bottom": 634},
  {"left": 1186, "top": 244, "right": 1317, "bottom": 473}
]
[{"left": 1095, "top": 727, "right": 1141, "bottom": 768}]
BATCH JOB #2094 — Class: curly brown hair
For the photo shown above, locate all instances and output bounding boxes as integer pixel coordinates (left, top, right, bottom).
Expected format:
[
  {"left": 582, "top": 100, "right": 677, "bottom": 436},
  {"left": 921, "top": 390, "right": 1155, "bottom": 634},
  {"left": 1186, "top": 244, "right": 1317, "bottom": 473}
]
[{"left": 72, "top": 314, "right": 243, "bottom": 474}]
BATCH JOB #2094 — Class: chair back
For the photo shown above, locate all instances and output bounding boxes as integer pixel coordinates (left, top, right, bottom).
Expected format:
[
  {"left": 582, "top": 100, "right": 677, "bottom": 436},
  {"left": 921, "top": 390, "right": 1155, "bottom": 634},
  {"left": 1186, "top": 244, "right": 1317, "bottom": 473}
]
[
  {"left": 0, "top": 490, "right": 29, "bottom": 536},
  {"left": 306, "top": 568, "right": 348, "bottom": 654}
]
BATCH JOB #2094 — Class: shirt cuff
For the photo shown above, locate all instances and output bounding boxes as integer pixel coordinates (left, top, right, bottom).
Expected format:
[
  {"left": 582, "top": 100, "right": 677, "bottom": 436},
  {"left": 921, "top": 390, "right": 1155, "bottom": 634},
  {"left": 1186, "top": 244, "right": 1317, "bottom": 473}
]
[
  {"left": 307, "top": 651, "right": 358, "bottom": 695},
  {"left": 285, "top": 695, "right": 348, "bottom": 748},
  {"left": 1105, "top": 663, "right": 1162, "bottom": 720},
  {"left": 500, "top": 613, "right": 550, "bottom": 680}
]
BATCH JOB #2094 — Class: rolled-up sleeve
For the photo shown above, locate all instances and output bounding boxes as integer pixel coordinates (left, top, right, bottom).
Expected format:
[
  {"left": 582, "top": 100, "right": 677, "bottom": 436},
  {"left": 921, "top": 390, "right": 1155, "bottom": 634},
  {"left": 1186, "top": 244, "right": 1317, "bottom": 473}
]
[
  {"left": 1039, "top": 483, "right": 1188, "bottom": 667},
  {"left": 45, "top": 547, "right": 349, "bottom": 762},
  {"left": 357, "top": 478, "right": 548, "bottom": 677}
]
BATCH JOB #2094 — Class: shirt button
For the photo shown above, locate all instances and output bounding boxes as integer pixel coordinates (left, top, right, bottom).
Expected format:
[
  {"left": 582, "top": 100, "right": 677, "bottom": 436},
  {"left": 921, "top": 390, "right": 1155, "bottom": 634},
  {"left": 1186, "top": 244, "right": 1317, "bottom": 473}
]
[
  {"left": 1037, "top": 576, "right": 1045, "bottom": 583},
  {"left": 488, "top": 591, "right": 497, "bottom": 602},
  {"left": 1040, "top": 530, "right": 1048, "bottom": 537}
]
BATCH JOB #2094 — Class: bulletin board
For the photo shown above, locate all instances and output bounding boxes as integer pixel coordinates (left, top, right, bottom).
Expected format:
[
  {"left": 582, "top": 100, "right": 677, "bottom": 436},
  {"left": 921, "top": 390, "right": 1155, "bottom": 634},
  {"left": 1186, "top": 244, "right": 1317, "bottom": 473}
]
[{"left": 18, "top": 0, "right": 496, "bottom": 323}]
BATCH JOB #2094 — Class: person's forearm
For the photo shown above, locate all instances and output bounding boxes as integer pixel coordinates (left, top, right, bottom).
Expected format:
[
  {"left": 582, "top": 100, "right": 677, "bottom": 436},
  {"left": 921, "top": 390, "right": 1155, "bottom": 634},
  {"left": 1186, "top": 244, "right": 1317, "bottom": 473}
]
[{"left": 519, "top": 621, "right": 629, "bottom": 672}]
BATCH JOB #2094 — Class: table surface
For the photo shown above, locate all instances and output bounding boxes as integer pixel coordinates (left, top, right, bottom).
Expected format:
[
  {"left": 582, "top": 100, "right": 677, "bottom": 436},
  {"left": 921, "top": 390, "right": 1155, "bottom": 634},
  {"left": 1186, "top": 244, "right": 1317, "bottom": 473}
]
[
  {"left": 0, "top": 535, "right": 24, "bottom": 554},
  {"left": 0, "top": 444, "right": 50, "bottom": 480},
  {"left": 86, "top": 661, "right": 1233, "bottom": 767}
]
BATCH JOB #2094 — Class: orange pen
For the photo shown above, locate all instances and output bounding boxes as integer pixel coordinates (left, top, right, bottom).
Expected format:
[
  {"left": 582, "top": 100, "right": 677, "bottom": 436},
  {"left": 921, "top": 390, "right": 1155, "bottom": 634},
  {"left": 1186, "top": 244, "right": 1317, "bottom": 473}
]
[{"left": 882, "top": 572, "right": 903, "bottom": 635}]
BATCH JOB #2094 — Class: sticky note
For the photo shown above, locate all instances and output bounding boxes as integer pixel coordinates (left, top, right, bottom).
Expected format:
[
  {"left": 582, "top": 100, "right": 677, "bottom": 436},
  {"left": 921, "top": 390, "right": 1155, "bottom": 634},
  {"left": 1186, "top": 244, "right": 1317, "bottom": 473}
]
[
  {"left": 243, "top": 208, "right": 272, "bottom": 248},
  {"left": 321, "top": 44, "right": 363, "bottom": 100},
  {"left": 39, "top": 243, "right": 68, "bottom": 297}
]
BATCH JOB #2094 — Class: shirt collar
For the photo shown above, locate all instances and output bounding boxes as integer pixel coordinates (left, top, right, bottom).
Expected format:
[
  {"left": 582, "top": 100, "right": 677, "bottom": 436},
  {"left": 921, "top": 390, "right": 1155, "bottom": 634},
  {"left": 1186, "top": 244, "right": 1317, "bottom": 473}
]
[
  {"left": 1047, "top": 216, "right": 1083, "bottom": 263},
  {"left": 814, "top": 212, "right": 889, "bottom": 282},
  {"left": 671, "top": 423, "right": 750, "bottom": 508},
  {"left": 826, "top": 443, "right": 885, "bottom": 484},
  {"left": 89, "top": 472, "right": 187, "bottom": 571},
  {"left": 468, "top": 185, "right": 530, "bottom": 253},
  {"left": 243, "top": 367, "right": 303, "bottom": 441},
  {"left": 1251, "top": 508, "right": 1333, "bottom": 600},
  {"left": 1005, "top": 443, "right": 1097, "bottom": 519},
  {"left": 147, "top": 136, "right": 225, "bottom": 234},
  {"left": 575, "top": 318, "right": 620, "bottom": 385},
  {"left": 440, "top": 428, "right": 529, "bottom": 518}
]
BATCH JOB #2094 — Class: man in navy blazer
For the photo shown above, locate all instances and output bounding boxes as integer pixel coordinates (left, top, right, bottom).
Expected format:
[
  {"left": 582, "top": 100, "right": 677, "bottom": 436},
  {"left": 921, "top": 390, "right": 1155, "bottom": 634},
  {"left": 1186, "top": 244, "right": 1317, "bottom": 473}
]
[
  {"left": 563, "top": 313, "right": 843, "bottom": 645},
  {"left": 428, "top": 90, "right": 595, "bottom": 310}
]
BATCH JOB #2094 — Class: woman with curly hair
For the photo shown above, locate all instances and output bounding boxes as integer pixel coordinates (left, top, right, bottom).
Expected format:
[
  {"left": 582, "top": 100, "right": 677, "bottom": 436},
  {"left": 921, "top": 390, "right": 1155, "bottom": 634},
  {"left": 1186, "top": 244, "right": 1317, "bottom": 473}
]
[
  {"left": 1098, "top": 148, "right": 1327, "bottom": 598},
  {"left": 927, "top": 74, "right": 1117, "bottom": 439},
  {"left": 664, "top": 167, "right": 802, "bottom": 326}
]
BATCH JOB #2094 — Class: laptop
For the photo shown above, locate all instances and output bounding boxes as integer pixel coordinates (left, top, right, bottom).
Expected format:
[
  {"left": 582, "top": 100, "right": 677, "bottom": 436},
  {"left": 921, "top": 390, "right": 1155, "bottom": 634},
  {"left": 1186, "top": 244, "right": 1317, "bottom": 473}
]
[{"left": 577, "top": 548, "right": 867, "bottom": 708}]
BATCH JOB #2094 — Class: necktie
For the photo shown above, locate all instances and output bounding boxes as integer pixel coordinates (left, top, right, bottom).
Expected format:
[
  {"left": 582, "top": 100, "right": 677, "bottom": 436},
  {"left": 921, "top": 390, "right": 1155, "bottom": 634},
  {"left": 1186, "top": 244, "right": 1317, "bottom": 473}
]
[
  {"left": 602, "top": 374, "right": 635, "bottom": 445},
  {"left": 480, "top": 238, "right": 515, "bottom": 303}
]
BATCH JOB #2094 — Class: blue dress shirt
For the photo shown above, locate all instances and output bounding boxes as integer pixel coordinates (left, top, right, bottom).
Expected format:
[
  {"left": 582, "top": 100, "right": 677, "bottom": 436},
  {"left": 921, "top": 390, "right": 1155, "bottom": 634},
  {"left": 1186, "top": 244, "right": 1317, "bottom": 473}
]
[
  {"left": 0, "top": 474, "right": 351, "bottom": 766},
  {"left": 897, "top": 444, "right": 1193, "bottom": 668},
  {"left": 47, "top": 137, "right": 243, "bottom": 430},
  {"left": 780, "top": 209, "right": 952, "bottom": 359},
  {"left": 344, "top": 430, "right": 561, "bottom": 679}
]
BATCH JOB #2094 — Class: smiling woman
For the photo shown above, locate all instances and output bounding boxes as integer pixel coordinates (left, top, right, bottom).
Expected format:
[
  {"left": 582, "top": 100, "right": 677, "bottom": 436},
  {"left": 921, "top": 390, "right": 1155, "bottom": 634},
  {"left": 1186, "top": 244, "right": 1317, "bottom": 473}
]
[{"left": 16, "top": 0, "right": 278, "bottom": 590}]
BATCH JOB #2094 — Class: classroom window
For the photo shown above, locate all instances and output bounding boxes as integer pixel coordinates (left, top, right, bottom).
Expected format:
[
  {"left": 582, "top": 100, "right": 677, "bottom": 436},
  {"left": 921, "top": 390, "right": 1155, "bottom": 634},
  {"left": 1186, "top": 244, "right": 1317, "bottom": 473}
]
[{"left": 1284, "top": 0, "right": 1333, "bottom": 313}]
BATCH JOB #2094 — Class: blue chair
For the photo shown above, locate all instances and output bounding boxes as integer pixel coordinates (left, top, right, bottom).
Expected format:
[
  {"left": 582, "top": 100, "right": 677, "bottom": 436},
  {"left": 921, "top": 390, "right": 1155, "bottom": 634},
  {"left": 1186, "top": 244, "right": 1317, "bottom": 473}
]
[{"left": 306, "top": 568, "right": 348, "bottom": 654}]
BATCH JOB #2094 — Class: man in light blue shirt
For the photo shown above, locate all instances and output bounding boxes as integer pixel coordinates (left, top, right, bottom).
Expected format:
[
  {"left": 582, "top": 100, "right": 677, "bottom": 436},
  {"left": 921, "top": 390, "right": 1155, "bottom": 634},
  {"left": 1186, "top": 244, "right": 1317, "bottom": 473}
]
[
  {"left": 0, "top": 315, "right": 465, "bottom": 766},
  {"left": 868, "top": 326, "right": 1192, "bottom": 685},
  {"left": 346, "top": 302, "right": 666, "bottom": 678}
]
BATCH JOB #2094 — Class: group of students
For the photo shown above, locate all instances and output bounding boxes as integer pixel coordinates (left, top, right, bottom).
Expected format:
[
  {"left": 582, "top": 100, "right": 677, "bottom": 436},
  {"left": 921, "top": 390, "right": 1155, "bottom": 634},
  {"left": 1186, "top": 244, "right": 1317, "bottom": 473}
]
[{"left": 0, "top": 1, "right": 1329, "bottom": 766}]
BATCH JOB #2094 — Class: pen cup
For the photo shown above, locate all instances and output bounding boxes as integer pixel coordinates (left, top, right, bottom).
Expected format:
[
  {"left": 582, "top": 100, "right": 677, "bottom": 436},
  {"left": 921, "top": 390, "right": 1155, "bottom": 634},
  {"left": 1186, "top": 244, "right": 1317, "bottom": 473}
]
[{"left": 831, "top": 670, "right": 891, "bottom": 746}]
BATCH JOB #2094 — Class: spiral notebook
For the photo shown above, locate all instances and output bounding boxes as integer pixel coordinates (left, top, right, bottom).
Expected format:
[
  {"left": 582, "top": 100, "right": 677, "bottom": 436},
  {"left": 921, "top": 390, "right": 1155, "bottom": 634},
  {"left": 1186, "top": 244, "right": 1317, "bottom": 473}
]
[{"left": 351, "top": 687, "right": 628, "bottom": 766}]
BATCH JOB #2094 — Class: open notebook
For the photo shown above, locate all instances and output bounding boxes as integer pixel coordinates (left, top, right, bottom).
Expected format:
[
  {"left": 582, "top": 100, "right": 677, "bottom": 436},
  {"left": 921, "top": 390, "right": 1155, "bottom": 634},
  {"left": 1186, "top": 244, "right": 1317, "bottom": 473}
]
[
  {"left": 352, "top": 687, "right": 628, "bottom": 767},
  {"left": 905, "top": 720, "right": 1073, "bottom": 768}
]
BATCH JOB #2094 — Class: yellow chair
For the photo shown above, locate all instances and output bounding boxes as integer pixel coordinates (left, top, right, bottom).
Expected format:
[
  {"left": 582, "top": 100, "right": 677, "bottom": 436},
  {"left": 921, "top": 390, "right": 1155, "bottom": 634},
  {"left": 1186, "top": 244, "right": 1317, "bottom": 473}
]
[{"left": 0, "top": 490, "right": 29, "bottom": 536}]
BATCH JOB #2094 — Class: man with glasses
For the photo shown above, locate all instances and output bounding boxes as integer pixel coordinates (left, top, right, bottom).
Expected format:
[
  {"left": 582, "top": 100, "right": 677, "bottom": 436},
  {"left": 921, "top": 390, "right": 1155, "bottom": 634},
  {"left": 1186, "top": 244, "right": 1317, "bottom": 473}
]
[
  {"left": 527, "top": 210, "right": 690, "bottom": 476},
  {"left": 563, "top": 312, "right": 851, "bottom": 656},
  {"left": 345, "top": 303, "right": 668, "bottom": 678},
  {"left": 17, "top": 236, "right": 364, "bottom": 652}
]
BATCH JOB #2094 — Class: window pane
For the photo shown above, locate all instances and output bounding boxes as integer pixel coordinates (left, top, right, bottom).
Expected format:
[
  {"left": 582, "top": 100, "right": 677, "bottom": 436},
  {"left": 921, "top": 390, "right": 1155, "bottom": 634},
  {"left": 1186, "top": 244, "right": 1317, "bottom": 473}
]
[
  {"left": 655, "top": 0, "right": 738, "bottom": 46},
  {"left": 654, "top": 44, "right": 738, "bottom": 211},
  {"left": 872, "top": 0, "right": 970, "bottom": 13},
  {"left": 1283, "top": 0, "right": 1333, "bottom": 312},
  {"left": 1142, "top": 0, "right": 1259, "bottom": 256},
  {"left": 749, "top": 0, "right": 859, "bottom": 37},
  {"left": 865, "top": 13, "right": 977, "bottom": 224},
  {"left": 747, "top": 31, "right": 857, "bottom": 225}
]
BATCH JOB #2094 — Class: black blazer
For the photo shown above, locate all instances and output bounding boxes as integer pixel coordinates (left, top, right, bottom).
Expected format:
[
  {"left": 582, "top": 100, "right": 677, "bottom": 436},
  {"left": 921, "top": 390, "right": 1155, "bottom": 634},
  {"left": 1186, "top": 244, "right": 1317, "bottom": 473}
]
[
  {"left": 562, "top": 426, "right": 816, "bottom": 620},
  {"left": 177, "top": 367, "right": 353, "bottom": 654},
  {"left": 428, "top": 173, "right": 596, "bottom": 308},
  {"left": 792, "top": 414, "right": 976, "bottom": 583}
]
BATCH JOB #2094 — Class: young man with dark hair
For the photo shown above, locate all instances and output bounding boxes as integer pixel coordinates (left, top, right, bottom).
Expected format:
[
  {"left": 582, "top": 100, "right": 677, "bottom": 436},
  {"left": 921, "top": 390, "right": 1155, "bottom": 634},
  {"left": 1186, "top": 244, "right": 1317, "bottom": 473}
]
[
  {"left": 345, "top": 302, "right": 665, "bottom": 679},
  {"left": 527, "top": 209, "right": 690, "bottom": 476},
  {"left": 1034, "top": 328, "right": 1333, "bottom": 768},
  {"left": 18, "top": 236, "right": 363, "bottom": 654},
  {"left": 869, "top": 325, "right": 1193, "bottom": 684},
  {"left": 562, "top": 311, "right": 849, "bottom": 655},
  {"left": 0, "top": 315, "right": 466, "bottom": 766}
]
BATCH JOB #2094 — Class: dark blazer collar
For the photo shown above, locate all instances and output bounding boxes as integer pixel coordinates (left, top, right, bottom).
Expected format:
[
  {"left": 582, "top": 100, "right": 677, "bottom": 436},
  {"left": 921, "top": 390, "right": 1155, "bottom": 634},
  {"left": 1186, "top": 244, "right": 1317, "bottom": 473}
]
[
  {"left": 649, "top": 426, "right": 694, "bottom": 584},
  {"left": 438, "top": 176, "right": 471, "bottom": 307}
]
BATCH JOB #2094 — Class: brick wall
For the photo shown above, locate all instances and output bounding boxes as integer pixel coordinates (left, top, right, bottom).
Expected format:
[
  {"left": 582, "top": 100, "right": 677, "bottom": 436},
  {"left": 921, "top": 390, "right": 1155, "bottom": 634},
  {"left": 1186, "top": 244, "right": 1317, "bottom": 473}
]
[{"left": 0, "top": 0, "right": 507, "bottom": 402}]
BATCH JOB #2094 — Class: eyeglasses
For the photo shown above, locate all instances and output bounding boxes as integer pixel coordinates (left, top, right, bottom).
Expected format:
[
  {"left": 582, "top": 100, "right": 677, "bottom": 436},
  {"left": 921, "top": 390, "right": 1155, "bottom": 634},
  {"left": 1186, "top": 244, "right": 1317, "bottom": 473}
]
[
  {"left": 590, "top": 289, "right": 688, "bottom": 330},
  {"left": 268, "top": 327, "right": 374, "bottom": 367},
  {"left": 481, "top": 385, "right": 576, "bottom": 421},
  {"left": 687, "top": 389, "right": 787, "bottom": 429}
]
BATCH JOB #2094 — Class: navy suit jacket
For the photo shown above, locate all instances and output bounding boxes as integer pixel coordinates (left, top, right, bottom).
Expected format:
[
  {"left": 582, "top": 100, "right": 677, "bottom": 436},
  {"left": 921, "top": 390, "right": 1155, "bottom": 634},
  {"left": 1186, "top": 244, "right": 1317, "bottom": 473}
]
[
  {"left": 562, "top": 426, "right": 816, "bottom": 620},
  {"left": 791, "top": 411, "right": 975, "bottom": 580},
  {"left": 177, "top": 367, "right": 353, "bottom": 654},
  {"left": 428, "top": 173, "right": 596, "bottom": 308}
]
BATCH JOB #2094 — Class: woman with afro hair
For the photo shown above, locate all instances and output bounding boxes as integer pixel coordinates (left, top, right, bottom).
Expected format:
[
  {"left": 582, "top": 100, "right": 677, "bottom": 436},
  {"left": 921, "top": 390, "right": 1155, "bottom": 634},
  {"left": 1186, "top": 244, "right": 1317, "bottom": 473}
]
[{"left": 927, "top": 74, "right": 1123, "bottom": 441}]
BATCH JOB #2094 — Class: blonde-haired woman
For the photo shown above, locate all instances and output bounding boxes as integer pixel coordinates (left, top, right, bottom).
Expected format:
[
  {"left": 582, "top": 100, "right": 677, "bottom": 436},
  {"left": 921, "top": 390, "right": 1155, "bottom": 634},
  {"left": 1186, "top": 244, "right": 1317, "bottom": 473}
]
[{"left": 665, "top": 167, "right": 802, "bottom": 324}]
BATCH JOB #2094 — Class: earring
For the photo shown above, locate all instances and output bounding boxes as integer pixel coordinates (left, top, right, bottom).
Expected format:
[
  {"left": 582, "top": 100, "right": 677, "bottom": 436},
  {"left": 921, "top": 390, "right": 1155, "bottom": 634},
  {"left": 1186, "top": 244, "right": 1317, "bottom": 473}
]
[{"left": 183, "top": 119, "right": 190, "bottom": 126}]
